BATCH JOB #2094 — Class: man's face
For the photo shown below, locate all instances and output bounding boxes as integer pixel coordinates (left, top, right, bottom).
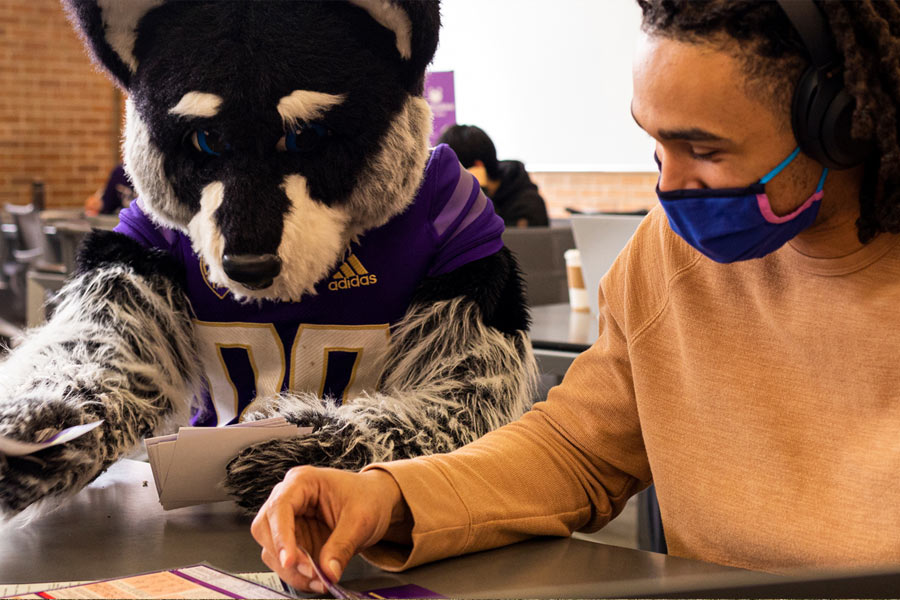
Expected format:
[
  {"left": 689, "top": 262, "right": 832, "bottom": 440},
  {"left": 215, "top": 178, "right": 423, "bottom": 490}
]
[{"left": 631, "top": 34, "right": 822, "bottom": 218}]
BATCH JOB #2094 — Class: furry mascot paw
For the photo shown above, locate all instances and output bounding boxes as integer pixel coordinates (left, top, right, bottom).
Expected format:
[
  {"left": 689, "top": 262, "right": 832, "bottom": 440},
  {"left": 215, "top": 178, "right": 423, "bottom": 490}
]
[
  {"left": 0, "top": 0, "right": 538, "bottom": 516},
  {"left": 0, "top": 231, "right": 199, "bottom": 516},
  {"left": 0, "top": 397, "right": 98, "bottom": 514}
]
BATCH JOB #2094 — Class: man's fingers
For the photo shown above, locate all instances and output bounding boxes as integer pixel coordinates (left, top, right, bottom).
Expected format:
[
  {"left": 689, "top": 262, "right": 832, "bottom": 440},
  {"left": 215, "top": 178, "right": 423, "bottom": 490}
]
[
  {"left": 250, "top": 504, "right": 274, "bottom": 556},
  {"left": 261, "top": 547, "right": 317, "bottom": 592},
  {"left": 319, "top": 507, "right": 381, "bottom": 582},
  {"left": 250, "top": 466, "right": 401, "bottom": 586},
  {"left": 263, "top": 468, "right": 320, "bottom": 570},
  {"left": 268, "top": 500, "right": 303, "bottom": 568}
]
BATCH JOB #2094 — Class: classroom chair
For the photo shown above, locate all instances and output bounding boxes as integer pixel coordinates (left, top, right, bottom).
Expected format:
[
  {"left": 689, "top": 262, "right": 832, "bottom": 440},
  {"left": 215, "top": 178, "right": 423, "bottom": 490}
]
[
  {"left": 0, "top": 226, "right": 24, "bottom": 345},
  {"left": 4, "top": 203, "right": 68, "bottom": 327},
  {"left": 4, "top": 203, "right": 64, "bottom": 270}
]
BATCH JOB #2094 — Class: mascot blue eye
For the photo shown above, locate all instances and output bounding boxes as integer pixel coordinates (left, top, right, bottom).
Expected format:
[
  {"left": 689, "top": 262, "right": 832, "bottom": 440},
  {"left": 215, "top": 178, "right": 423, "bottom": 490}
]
[
  {"left": 190, "top": 129, "right": 230, "bottom": 156},
  {"left": 280, "top": 123, "right": 329, "bottom": 154}
]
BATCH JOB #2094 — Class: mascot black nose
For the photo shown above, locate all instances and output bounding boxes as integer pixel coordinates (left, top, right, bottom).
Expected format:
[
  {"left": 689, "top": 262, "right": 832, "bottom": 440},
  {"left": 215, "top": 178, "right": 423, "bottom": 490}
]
[{"left": 222, "top": 254, "right": 282, "bottom": 290}]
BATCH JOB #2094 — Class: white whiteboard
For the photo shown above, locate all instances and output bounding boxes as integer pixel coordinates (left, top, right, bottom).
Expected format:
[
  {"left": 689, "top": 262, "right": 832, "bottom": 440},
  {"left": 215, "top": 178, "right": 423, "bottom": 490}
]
[{"left": 430, "top": 0, "right": 655, "bottom": 172}]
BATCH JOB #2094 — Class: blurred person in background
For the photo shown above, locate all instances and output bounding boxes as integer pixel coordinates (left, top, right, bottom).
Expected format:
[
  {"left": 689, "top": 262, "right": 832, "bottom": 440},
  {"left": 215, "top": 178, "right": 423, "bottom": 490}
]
[{"left": 84, "top": 163, "right": 135, "bottom": 216}]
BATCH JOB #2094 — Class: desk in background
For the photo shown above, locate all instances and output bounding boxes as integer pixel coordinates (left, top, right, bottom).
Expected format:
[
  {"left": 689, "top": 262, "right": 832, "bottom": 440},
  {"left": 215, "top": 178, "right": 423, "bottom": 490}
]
[
  {"left": 0, "top": 459, "right": 807, "bottom": 599},
  {"left": 529, "top": 302, "right": 597, "bottom": 378}
]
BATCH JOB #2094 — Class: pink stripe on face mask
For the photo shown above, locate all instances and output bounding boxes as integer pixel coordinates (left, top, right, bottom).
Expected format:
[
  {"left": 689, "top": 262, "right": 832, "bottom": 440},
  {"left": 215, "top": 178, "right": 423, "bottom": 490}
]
[{"left": 757, "top": 190, "right": 823, "bottom": 225}]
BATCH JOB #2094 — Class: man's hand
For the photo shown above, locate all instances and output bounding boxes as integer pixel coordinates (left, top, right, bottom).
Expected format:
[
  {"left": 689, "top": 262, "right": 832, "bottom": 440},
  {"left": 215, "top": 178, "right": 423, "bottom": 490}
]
[{"left": 251, "top": 466, "right": 411, "bottom": 593}]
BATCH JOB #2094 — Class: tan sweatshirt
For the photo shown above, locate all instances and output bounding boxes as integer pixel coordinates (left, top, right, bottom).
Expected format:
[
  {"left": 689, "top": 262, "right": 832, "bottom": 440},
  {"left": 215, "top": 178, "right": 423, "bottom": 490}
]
[{"left": 363, "top": 206, "right": 900, "bottom": 574}]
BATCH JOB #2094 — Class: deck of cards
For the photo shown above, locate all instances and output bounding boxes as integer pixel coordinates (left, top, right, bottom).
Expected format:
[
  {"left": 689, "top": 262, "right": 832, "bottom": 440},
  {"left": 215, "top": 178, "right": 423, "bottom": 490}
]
[{"left": 144, "top": 417, "right": 310, "bottom": 510}]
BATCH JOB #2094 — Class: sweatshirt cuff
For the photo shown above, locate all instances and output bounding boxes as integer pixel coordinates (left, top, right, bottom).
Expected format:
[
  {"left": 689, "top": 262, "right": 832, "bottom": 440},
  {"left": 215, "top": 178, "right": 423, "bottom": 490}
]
[{"left": 360, "top": 456, "right": 471, "bottom": 571}]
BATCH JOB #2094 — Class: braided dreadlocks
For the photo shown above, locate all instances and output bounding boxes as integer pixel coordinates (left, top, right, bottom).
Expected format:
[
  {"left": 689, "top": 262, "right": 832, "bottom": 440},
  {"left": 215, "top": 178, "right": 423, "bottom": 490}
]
[{"left": 637, "top": 0, "right": 900, "bottom": 243}]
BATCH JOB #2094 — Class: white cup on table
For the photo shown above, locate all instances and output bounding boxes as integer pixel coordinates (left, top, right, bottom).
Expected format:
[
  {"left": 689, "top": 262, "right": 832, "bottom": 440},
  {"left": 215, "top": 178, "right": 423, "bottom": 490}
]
[{"left": 564, "top": 249, "right": 589, "bottom": 313}]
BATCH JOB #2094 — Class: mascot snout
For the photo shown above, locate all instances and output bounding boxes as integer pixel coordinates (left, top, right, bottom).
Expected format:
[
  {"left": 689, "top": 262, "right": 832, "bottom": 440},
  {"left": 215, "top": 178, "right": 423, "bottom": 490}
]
[{"left": 222, "top": 253, "right": 283, "bottom": 289}]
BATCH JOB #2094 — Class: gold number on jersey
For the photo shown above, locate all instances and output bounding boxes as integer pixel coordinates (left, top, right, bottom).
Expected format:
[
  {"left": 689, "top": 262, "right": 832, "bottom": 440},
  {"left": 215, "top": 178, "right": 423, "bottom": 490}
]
[{"left": 193, "top": 321, "right": 390, "bottom": 425}]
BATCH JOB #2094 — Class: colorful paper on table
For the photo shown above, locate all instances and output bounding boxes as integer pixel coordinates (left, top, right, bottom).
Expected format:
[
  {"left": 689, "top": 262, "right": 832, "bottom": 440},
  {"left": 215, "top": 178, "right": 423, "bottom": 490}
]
[
  {"left": 0, "top": 421, "right": 104, "bottom": 457},
  {"left": 0, "top": 564, "right": 289, "bottom": 599},
  {"left": 0, "top": 573, "right": 284, "bottom": 598}
]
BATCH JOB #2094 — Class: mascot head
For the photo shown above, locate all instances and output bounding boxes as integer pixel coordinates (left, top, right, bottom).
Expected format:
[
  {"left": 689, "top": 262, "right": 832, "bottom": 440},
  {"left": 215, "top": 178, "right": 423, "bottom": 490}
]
[{"left": 63, "top": 0, "right": 440, "bottom": 301}]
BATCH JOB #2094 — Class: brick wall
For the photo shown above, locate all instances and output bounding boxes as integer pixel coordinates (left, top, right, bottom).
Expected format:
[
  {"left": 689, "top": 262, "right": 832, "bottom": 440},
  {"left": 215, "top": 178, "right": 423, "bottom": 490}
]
[
  {"left": 531, "top": 171, "right": 659, "bottom": 220},
  {"left": 0, "top": 0, "right": 121, "bottom": 210}
]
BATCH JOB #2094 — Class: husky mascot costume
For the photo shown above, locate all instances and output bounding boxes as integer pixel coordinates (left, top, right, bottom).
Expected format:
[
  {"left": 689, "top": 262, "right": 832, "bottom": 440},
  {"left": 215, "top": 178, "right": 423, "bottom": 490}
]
[{"left": 0, "top": 0, "right": 538, "bottom": 515}]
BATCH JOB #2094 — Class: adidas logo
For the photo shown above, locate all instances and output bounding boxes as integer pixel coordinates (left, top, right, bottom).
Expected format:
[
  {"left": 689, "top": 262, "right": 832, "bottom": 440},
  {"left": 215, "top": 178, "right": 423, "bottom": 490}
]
[{"left": 328, "top": 254, "right": 378, "bottom": 291}]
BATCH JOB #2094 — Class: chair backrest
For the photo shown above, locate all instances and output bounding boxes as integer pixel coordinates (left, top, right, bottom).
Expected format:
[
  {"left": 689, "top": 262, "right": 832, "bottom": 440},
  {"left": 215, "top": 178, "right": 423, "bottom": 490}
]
[
  {"left": 4, "top": 202, "right": 65, "bottom": 269},
  {"left": 502, "top": 226, "right": 576, "bottom": 306},
  {"left": 5, "top": 203, "right": 45, "bottom": 254},
  {"left": 3, "top": 203, "right": 69, "bottom": 271}
]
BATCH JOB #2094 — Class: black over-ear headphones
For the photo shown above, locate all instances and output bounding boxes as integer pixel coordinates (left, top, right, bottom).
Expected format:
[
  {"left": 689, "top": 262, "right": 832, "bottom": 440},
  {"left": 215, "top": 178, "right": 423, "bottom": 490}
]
[{"left": 776, "top": 0, "right": 872, "bottom": 169}]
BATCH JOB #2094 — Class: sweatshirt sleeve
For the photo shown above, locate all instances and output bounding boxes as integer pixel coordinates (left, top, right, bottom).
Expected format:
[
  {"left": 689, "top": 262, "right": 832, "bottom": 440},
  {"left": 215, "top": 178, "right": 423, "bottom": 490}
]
[{"left": 360, "top": 272, "right": 652, "bottom": 571}]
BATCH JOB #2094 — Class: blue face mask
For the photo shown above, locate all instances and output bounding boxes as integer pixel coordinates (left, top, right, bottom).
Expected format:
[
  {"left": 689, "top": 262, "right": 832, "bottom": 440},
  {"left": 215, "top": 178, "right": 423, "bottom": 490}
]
[{"left": 656, "top": 147, "right": 828, "bottom": 263}]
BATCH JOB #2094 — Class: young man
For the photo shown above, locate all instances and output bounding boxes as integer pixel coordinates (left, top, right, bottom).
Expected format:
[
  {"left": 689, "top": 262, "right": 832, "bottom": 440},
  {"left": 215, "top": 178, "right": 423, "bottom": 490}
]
[
  {"left": 438, "top": 124, "right": 550, "bottom": 228},
  {"left": 251, "top": 1, "right": 900, "bottom": 592}
]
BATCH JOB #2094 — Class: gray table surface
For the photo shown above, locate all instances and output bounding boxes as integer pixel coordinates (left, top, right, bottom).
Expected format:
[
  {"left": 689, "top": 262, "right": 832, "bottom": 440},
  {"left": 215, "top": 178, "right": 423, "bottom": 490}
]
[
  {"left": 529, "top": 303, "right": 598, "bottom": 378},
  {"left": 0, "top": 459, "right": 799, "bottom": 598},
  {"left": 529, "top": 303, "right": 598, "bottom": 352}
]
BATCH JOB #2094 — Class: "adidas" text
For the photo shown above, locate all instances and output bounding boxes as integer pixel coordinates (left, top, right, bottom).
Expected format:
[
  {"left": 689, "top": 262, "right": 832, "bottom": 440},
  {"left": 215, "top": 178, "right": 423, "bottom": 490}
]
[{"left": 328, "top": 274, "right": 378, "bottom": 291}]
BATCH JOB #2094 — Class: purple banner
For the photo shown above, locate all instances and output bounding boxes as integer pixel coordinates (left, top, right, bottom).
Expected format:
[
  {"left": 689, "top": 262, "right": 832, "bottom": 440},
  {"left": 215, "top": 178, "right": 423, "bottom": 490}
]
[{"left": 424, "top": 71, "right": 456, "bottom": 147}]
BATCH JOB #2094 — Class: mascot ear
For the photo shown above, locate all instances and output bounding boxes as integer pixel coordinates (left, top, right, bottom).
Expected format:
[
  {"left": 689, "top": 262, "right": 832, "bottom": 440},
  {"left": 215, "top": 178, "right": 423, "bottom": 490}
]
[
  {"left": 60, "top": 0, "right": 164, "bottom": 90},
  {"left": 349, "top": 0, "right": 441, "bottom": 94}
]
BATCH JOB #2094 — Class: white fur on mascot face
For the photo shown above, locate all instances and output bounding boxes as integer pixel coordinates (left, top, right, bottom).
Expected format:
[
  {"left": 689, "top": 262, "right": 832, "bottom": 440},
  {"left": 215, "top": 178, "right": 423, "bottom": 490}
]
[{"left": 66, "top": 0, "right": 439, "bottom": 302}]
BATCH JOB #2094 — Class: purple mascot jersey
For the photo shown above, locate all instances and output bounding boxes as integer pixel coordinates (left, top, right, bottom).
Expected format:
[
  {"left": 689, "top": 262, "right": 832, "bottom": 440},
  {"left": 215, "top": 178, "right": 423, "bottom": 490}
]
[{"left": 115, "top": 145, "right": 504, "bottom": 426}]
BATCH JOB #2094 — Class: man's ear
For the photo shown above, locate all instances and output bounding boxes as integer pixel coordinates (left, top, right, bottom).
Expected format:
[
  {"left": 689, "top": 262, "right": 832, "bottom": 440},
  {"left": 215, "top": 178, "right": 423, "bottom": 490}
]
[
  {"left": 348, "top": 0, "right": 440, "bottom": 94},
  {"left": 61, "top": 0, "right": 165, "bottom": 91}
]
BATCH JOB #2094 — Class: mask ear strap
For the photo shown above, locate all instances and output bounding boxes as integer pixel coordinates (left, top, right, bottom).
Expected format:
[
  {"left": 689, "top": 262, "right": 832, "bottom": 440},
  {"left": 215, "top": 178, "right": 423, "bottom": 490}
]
[
  {"left": 815, "top": 168, "right": 829, "bottom": 193},
  {"left": 759, "top": 147, "right": 802, "bottom": 184}
]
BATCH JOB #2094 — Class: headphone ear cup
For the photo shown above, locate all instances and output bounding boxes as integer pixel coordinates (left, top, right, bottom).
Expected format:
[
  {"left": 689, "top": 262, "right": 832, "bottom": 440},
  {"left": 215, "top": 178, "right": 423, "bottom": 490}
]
[
  {"left": 791, "top": 66, "right": 827, "bottom": 164},
  {"left": 792, "top": 66, "right": 871, "bottom": 169},
  {"left": 820, "top": 87, "right": 872, "bottom": 169}
]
